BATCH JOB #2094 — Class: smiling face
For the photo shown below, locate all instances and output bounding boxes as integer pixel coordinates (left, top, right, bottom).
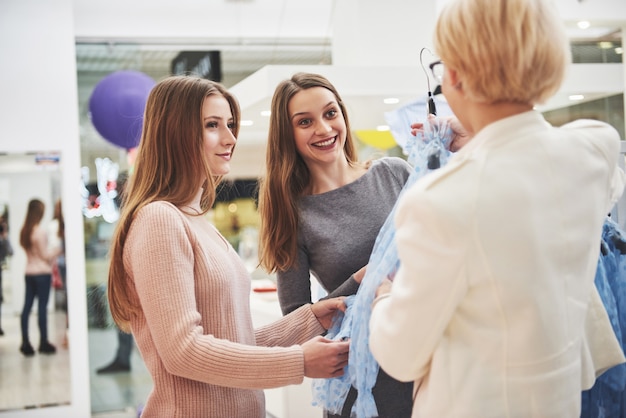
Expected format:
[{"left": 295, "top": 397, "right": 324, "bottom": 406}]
[
  {"left": 202, "top": 94, "right": 236, "bottom": 176},
  {"left": 288, "top": 86, "right": 347, "bottom": 168}
]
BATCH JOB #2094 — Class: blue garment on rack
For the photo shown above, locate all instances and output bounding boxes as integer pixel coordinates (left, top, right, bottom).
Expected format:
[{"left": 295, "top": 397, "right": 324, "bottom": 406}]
[
  {"left": 581, "top": 218, "right": 626, "bottom": 418},
  {"left": 311, "top": 118, "right": 453, "bottom": 418}
]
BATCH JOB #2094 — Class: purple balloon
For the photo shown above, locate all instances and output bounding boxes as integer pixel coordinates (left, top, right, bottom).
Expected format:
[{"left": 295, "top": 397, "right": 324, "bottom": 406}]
[{"left": 88, "top": 70, "right": 156, "bottom": 150}]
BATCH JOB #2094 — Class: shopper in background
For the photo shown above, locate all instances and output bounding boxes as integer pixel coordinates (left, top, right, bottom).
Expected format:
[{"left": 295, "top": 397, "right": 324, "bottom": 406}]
[
  {"left": 0, "top": 215, "right": 14, "bottom": 336},
  {"left": 106, "top": 75, "right": 350, "bottom": 418},
  {"left": 258, "top": 72, "right": 413, "bottom": 418},
  {"left": 368, "top": 0, "right": 626, "bottom": 416},
  {"left": 97, "top": 171, "right": 134, "bottom": 374},
  {"left": 96, "top": 328, "right": 133, "bottom": 374},
  {"left": 19, "top": 198, "right": 62, "bottom": 356}
]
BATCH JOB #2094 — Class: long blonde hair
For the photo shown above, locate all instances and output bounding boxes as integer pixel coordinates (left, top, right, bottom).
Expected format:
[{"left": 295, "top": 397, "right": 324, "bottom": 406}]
[
  {"left": 258, "top": 72, "right": 363, "bottom": 273},
  {"left": 108, "top": 75, "right": 240, "bottom": 332}
]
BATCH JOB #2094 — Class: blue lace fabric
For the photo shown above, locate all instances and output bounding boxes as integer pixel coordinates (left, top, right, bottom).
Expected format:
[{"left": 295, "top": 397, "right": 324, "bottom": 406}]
[
  {"left": 581, "top": 218, "right": 626, "bottom": 417},
  {"left": 311, "top": 118, "right": 454, "bottom": 418}
]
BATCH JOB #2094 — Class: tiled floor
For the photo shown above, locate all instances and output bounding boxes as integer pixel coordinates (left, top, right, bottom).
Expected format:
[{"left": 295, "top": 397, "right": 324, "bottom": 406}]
[
  {"left": 0, "top": 309, "right": 71, "bottom": 412},
  {"left": 88, "top": 326, "right": 152, "bottom": 417},
  {"left": 0, "top": 308, "right": 150, "bottom": 417}
]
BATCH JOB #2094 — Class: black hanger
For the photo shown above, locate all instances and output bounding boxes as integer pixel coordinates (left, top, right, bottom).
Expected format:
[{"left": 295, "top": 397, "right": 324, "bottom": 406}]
[{"left": 420, "top": 47, "right": 438, "bottom": 117}]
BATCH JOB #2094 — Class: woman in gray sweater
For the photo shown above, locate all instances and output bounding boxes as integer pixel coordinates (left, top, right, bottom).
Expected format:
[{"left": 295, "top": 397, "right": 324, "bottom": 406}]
[{"left": 258, "top": 72, "right": 413, "bottom": 418}]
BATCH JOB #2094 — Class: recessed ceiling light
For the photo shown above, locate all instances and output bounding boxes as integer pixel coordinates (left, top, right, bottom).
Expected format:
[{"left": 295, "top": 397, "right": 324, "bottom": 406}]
[
  {"left": 260, "top": 110, "right": 271, "bottom": 117},
  {"left": 383, "top": 98, "right": 399, "bottom": 104},
  {"left": 376, "top": 125, "right": 390, "bottom": 131},
  {"left": 577, "top": 20, "right": 590, "bottom": 29},
  {"left": 598, "top": 41, "right": 613, "bottom": 49},
  {"left": 566, "top": 26, "right": 617, "bottom": 38},
  {"left": 569, "top": 94, "right": 585, "bottom": 101},
  {"left": 240, "top": 120, "right": 254, "bottom": 126}
]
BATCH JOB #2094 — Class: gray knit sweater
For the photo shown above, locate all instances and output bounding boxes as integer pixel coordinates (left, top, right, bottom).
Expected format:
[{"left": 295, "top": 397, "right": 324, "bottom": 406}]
[
  {"left": 277, "top": 157, "right": 415, "bottom": 418},
  {"left": 277, "top": 157, "right": 412, "bottom": 315}
]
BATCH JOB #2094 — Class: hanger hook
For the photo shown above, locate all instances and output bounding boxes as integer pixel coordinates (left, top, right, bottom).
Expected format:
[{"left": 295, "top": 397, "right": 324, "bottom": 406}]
[
  {"left": 419, "top": 47, "right": 437, "bottom": 117},
  {"left": 420, "top": 47, "right": 433, "bottom": 94}
]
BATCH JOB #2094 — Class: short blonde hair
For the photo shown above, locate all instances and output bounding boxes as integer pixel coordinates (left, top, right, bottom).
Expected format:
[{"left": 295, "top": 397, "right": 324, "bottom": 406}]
[{"left": 434, "top": 0, "right": 570, "bottom": 105}]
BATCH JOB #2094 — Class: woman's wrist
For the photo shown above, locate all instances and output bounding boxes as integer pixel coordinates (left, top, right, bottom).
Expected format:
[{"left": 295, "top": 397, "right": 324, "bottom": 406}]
[{"left": 371, "top": 293, "right": 391, "bottom": 309}]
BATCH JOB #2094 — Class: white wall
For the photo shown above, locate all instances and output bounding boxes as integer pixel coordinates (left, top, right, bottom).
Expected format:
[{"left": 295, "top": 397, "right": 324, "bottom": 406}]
[
  {"left": 0, "top": 0, "right": 90, "bottom": 417},
  {"left": 331, "top": 0, "right": 437, "bottom": 67}
]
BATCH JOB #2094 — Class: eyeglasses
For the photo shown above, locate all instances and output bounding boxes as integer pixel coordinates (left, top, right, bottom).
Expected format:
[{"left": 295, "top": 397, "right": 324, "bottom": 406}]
[{"left": 429, "top": 60, "right": 444, "bottom": 84}]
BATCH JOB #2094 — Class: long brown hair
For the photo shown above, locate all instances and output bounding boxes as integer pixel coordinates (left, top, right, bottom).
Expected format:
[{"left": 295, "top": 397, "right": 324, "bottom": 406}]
[
  {"left": 108, "top": 75, "right": 240, "bottom": 332},
  {"left": 258, "top": 72, "right": 362, "bottom": 273},
  {"left": 20, "top": 199, "right": 45, "bottom": 251}
]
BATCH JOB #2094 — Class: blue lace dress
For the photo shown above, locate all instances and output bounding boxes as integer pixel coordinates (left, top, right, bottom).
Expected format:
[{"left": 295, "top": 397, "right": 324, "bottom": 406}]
[{"left": 581, "top": 218, "right": 626, "bottom": 418}]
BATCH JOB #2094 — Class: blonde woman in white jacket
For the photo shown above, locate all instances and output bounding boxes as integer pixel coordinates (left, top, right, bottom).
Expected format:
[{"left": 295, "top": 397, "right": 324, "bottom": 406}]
[{"left": 369, "top": 0, "right": 625, "bottom": 416}]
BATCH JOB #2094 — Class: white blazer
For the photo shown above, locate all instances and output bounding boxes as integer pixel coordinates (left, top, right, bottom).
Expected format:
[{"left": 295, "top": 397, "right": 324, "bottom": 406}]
[{"left": 369, "top": 111, "right": 625, "bottom": 418}]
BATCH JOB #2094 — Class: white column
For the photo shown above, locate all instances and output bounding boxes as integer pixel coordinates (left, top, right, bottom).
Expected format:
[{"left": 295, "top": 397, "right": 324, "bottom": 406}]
[{"left": 0, "top": 1, "right": 90, "bottom": 417}]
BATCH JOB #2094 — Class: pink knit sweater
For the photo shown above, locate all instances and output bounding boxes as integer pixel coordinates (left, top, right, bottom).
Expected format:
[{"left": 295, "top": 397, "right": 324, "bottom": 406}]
[
  {"left": 123, "top": 201, "right": 325, "bottom": 417},
  {"left": 25, "top": 225, "right": 59, "bottom": 275}
]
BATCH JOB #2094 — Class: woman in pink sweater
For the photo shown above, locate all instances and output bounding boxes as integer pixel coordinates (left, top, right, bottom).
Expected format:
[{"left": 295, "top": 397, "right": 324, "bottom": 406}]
[
  {"left": 19, "top": 198, "right": 62, "bottom": 356},
  {"left": 107, "top": 75, "right": 350, "bottom": 418}
]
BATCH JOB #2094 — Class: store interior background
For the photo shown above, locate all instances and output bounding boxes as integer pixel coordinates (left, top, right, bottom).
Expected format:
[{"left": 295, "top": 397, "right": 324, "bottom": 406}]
[{"left": 1, "top": 0, "right": 626, "bottom": 417}]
